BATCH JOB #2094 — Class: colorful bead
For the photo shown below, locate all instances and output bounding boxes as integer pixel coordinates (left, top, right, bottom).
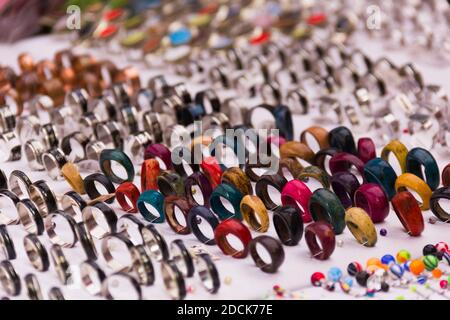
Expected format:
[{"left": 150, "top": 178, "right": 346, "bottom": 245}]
[
  {"left": 356, "top": 271, "right": 369, "bottom": 287},
  {"left": 366, "top": 257, "right": 382, "bottom": 268},
  {"left": 347, "top": 262, "right": 363, "bottom": 276},
  {"left": 409, "top": 259, "right": 425, "bottom": 276},
  {"left": 423, "top": 244, "right": 438, "bottom": 256},
  {"left": 428, "top": 217, "right": 438, "bottom": 224},
  {"left": 342, "top": 276, "right": 354, "bottom": 288},
  {"left": 396, "top": 250, "right": 411, "bottom": 263},
  {"left": 311, "top": 272, "right": 325, "bottom": 286},
  {"left": 440, "top": 280, "right": 448, "bottom": 289},
  {"left": 337, "top": 240, "right": 344, "bottom": 247},
  {"left": 339, "top": 281, "right": 351, "bottom": 293},
  {"left": 389, "top": 264, "right": 404, "bottom": 279},
  {"left": 432, "top": 268, "right": 442, "bottom": 279},
  {"left": 327, "top": 267, "right": 343, "bottom": 282},
  {"left": 381, "top": 254, "right": 395, "bottom": 265},
  {"left": 422, "top": 255, "right": 439, "bottom": 271},
  {"left": 435, "top": 242, "right": 449, "bottom": 252},
  {"left": 416, "top": 275, "right": 427, "bottom": 285},
  {"left": 380, "top": 228, "right": 387, "bottom": 236},
  {"left": 403, "top": 261, "right": 411, "bottom": 272}
]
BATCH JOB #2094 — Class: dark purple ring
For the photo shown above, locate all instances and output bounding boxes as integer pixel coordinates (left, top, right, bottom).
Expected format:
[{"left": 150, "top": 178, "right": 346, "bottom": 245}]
[
  {"left": 144, "top": 143, "right": 173, "bottom": 170},
  {"left": 184, "top": 172, "right": 213, "bottom": 208},
  {"left": 330, "top": 171, "right": 360, "bottom": 208},
  {"left": 357, "top": 138, "right": 376, "bottom": 164},
  {"left": 329, "top": 152, "right": 365, "bottom": 180}
]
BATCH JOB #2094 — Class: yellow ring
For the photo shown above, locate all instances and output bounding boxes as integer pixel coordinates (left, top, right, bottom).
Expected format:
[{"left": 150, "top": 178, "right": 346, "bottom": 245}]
[
  {"left": 381, "top": 140, "right": 408, "bottom": 173},
  {"left": 395, "top": 173, "right": 432, "bottom": 210},
  {"left": 61, "top": 162, "right": 85, "bottom": 194},
  {"left": 345, "top": 207, "right": 377, "bottom": 247},
  {"left": 240, "top": 195, "right": 269, "bottom": 233}
]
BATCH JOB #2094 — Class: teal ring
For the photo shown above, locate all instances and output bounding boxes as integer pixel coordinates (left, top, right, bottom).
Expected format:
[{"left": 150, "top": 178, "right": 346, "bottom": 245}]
[
  {"left": 99, "top": 149, "right": 135, "bottom": 184},
  {"left": 209, "top": 183, "right": 243, "bottom": 221},
  {"left": 406, "top": 147, "right": 440, "bottom": 191},
  {"left": 137, "top": 190, "right": 165, "bottom": 223},
  {"left": 308, "top": 188, "right": 346, "bottom": 235}
]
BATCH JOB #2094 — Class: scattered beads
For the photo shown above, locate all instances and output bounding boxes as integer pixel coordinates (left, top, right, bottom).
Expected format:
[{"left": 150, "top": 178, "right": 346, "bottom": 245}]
[
  {"left": 381, "top": 254, "right": 395, "bottom": 265},
  {"left": 435, "top": 242, "right": 449, "bottom": 253},
  {"left": 410, "top": 259, "right": 425, "bottom": 276},
  {"left": 311, "top": 272, "right": 325, "bottom": 287},
  {"left": 327, "top": 267, "right": 343, "bottom": 282},
  {"left": 432, "top": 268, "right": 442, "bottom": 279},
  {"left": 224, "top": 276, "right": 232, "bottom": 285},
  {"left": 347, "top": 262, "right": 363, "bottom": 276},
  {"left": 379, "top": 228, "right": 387, "bottom": 236},
  {"left": 428, "top": 217, "right": 438, "bottom": 224},
  {"left": 440, "top": 280, "right": 448, "bottom": 289},
  {"left": 337, "top": 240, "right": 344, "bottom": 247},
  {"left": 422, "top": 255, "right": 439, "bottom": 271},
  {"left": 423, "top": 244, "right": 438, "bottom": 256}
]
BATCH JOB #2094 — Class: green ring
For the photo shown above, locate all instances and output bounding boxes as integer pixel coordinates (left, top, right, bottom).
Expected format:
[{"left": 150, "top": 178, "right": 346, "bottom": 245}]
[
  {"left": 308, "top": 188, "right": 346, "bottom": 234},
  {"left": 99, "top": 149, "right": 135, "bottom": 184},
  {"left": 209, "top": 183, "right": 243, "bottom": 221}
]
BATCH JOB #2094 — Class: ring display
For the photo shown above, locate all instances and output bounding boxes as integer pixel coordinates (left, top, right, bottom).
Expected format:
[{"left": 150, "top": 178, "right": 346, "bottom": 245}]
[
  {"left": 184, "top": 172, "right": 213, "bottom": 207},
  {"left": 80, "top": 260, "right": 106, "bottom": 295},
  {"left": 353, "top": 183, "right": 389, "bottom": 223},
  {"left": 115, "top": 182, "right": 140, "bottom": 213},
  {"left": 405, "top": 147, "right": 440, "bottom": 191},
  {"left": 84, "top": 173, "right": 116, "bottom": 204},
  {"left": 101, "top": 233, "right": 134, "bottom": 272},
  {"left": 49, "top": 244, "right": 71, "bottom": 285},
  {"left": 17, "top": 199, "right": 44, "bottom": 235},
  {"left": 130, "top": 244, "right": 155, "bottom": 286},
  {"left": 0, "top": 260, "right": 21, "bottom": 296},
  {"left": 0, "top": 190, "right": 20, "bottom": 225},
  {"left": 101, "top": 272, "right": 142, "bottom": 300}
]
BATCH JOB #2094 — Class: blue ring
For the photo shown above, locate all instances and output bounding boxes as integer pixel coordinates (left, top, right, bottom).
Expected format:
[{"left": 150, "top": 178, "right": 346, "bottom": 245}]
[
  {"left": 209, "top": 183, "right": 243, "bottom": 220},
  {"left": 137, "top": 190, "right": 165, "bottom": 223},
  {"left": 363, "top": 158, "right": 397, "bottom": 200},
  {"left": 406, "top": 147, "right": 440, "bottom": 191}
]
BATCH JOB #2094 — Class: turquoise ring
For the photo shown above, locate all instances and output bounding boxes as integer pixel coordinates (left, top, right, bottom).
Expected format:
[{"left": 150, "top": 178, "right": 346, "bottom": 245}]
[
  {"left": 209, "top": 183, "right": 243, "bottom": 221},
  {"left": 99, "top": 149, "right": 135, "bottom": 184},
  {"left": 137, "top": 190, "right": 165, "bottom": 223}
]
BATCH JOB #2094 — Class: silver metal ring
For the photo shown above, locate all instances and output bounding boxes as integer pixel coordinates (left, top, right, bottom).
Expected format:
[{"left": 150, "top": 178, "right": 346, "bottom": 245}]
[
  {"left": 101, "top": 233, "right": 134, "bottom": 272},
  {"left": 42, "top": 148, "right": 67, "bottom": 180},
  {"left": 101, "top": 272, "right": 142, "bottom": 300},
  {"left": 130, "top": 244, "right": 155, "bottom": 286},
  {"left": 0, "top": 131, "right": 21, "bottom": 162},
  {"left": 0, "top": 105, "right": 16, "bottom": 134},
  {"left": 0, "top": 190, "right": 20, "bottom": 225},
  {"left": 0, "top": 225, "right": 16, "bottom": 260},
  {"left": 124, "top": 131, "right": 152, "bottom": 164},
  {"left": 79, "top": 112, "right": 101, "bottom": 138},
  {"left": 48, "top": 287, "right": 65, "bottom": 300},
  {"left": 17, "top": 199, "right": 44, "bottom": 235},
  {"left": 24, "top": 139, "right": 46, "bottom": 171},
  {"left": 45, "top": 211, "right": 78, "bottom": 247},
  {"left": 16, "top": 115, "right": 41, "bottom": 144},
  {"left": 80, "top": 260, "right": 106, "bottom": 296},
  {"left": 117, "top": 214, "right": 145, "bottom": 245},
  {"left": 161, "top": 260, "right": 186, "bottom": 300},
  {"left": 49, "top": 245, "right": 72, "bottom": 285},
  {"left": 0, "top": 260, "right": 21, "bottom": 296},
  {"left": 24, "top": 273, "right": 44, "bottom": 300},
  {"left": 85, "top": 140, "right": 106, "bottom": 161},
  {"left": 195, "top": 253, "right": 220, "bottom": 294},
  {"left": 23, "top": 234, "right": 49, "bottom": 272}
]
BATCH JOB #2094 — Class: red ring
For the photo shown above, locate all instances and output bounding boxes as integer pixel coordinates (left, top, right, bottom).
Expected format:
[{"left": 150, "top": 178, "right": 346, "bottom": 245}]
[
  {"left": 391, "top": 191, "right": 424, "bottom": 237},
  {"left": 214, "top": 219, "right": 252, "bottom": 259},
  {"left": 116, "top": 182, "right": 140, "bottom": 213},
  {"left": 141, "top": 158, "right": 160, "bottom": 192},
  {"left": 201, "top": 156, "right": 222, "bottom": 188}
]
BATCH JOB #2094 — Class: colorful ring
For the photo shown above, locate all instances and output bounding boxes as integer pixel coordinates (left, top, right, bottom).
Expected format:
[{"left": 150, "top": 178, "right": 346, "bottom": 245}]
[
  {"left": 305, "top": 221, "right": 336, "bottom": 260},
  {"left": 297, "top": 165, "right": 330, "bottom": 189},
  {"left": 328, "top": 126, "right": 357, "bottom": 155},
  {"left": 281, "top": 179, "right": 313, "bottom": 223},
  {"left": 140, "top": 159, "right": 160, "bottom": 192},
  {"left": 187, "top": 206, "right": 219, "bottom": 245},
  {"left": 99, "top": 149, "right": 135, "bottom": 184},
  {"left": 249, "top": 236, "right": 285, "bottom": 273},
  {"left": 442, "top": 164, "right": 450, "bottom": 188},
  {"left": 115, "top": 182, "right": 140, "bottom": 213},
  {"left": 430, "top": 187, "right": 450, "bottom": 223},
  {"left": 279, "top": 141, "right": 315, "bottom": 164},
  {"left": 406, "top": 147, "right": 440, "bottom": 191},
  {"left": 157, "top": 171, "right": 184, "bottom": 197},
  {"left": 221, "top": 167, "right": 253, "bottom": 196},
  {"left": 209, "top": 183, "right": 243, "bottom": 220},
  {"left": 363, "top": 157, "right": 397, "bottom": 200},
  {"left": 380, "top": 139, "right": 408, "bottom": 173},
  {"left": 136, "top": 190, "right": 165, "bottom": 223},
  {"left": 184, "top": 172, "right": 213, "bottom": 207},
  {"left": 273, "top": 206, "right": 303, "bottom": 246},
  {"left": 255, "top": 174, "right": 288, "bottom": 211},
  {"left": 329, "top": 152, "right": 365, "bottom": 178},
  {"left": 240, "top": 195, "right": 269, "bottom": 232},
  {"left": 395, "top": 173, "right": 433, "bottom": 210},
  {"left": 144, "top": 143, "right": 173, "bottom": 170},
  {"left": 357, "top": 137, "right": 376, "bottom": 164},
  {"left": 200, "top": 156, "right": 222, "bottom": 188},
  {"left": 300, "top": 126, "right": 329, "bottom": 151},
  {"left": 214, "top": 219, "right": 252, "bottom": 259},
  {"left": 164, "top": 196, "right": 192, "bottom": 235},
  {"left": 344, "top": 207, "right": 377, "bottom": 247},
  {"left": 330, "top": 171, "right": 360, "bottom": 208},
  {"left": 308, "top": 188, "right": 346, "bottom": 234},
  {"left": 353, "top": 183, "right": 389, "bottom": 223},
  {"left": 392, "top": 191, "right": 425, "bottom": 236}
]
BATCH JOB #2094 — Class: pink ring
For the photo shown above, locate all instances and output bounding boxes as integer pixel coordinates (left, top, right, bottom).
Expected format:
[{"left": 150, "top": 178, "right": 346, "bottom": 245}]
[{"left": 281, "top": 180, "right": 313, "bottom": 223}]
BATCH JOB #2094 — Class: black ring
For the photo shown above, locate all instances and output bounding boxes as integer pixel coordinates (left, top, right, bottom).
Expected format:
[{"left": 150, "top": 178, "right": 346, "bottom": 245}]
[
  {"left": 0, "top": 260, "right": 20, "bottom": 296},
  {"left": 161, "top": 260, "right": 186, "bottom": 300},
  {"left": 0, "top": 225, "right": 16, "bottom": 260},
  {"left": 82, "top": 201, "right": 118, "bottom": 239},
  {"left": 170, "top": 239, "right": 194, "bottom": 278},
  {"left": 195, "top": 89, "right": 221, "bottom": 114},
  {"left": 23, "top": 234, "right": 50, "bottom": 272},
  {"left": 40, "top": 123, "right": 59, "bottom": 149},
  {"left": 184, "top": 172, "right": 213, "bottom": 207},
  {"left": 249, "top": 235, "right": 285, "bottom": 273},
  {"left": 75, "top": 222, "right": 98, "bottom": 260},
  {"left": 314, "top": 147, "right": 339, "bottom": 172},
  {"left": 176, "top": 103, "right": 205, "bottom": 126},
  {"left": 29, "top": 179, "right": 58, "bottom": 216},
  {"left": 195, "top": 253, "right": 220, "bottom": 294},
  {"left": 140, "top": 224, "right": 169, "bottom": 262},
  {"left": 17, "top": 199, "right": 44, "bottom": 235},
  {"left": 157, "top": 171, "right": 184, "bottom": 197},
  {"left": 187, "top": 205, "right": 219, "bottom": 245},
  {"left": 430, "top": 187, "right": 450, "bottom": 223},
  {"left": 9, "top": 170, "right": 32, "bottom": 198},
  {"left": 273, "top": 206, "right": 304, "bottom": 246},
  {"left": 328, "top": 126, "right": 357, "bottom": 155},
  {"left": 255, "top": 174, "right": 288, "bottom": 211},
  {"left": 130, "top": 244, "right": 155, "bottom": 286},
  {"left": 172, "top": 146, "right": 200, "bottom": 178},
  {"left": 84, "top": 173, "right": 116, "bottom": 204}
]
